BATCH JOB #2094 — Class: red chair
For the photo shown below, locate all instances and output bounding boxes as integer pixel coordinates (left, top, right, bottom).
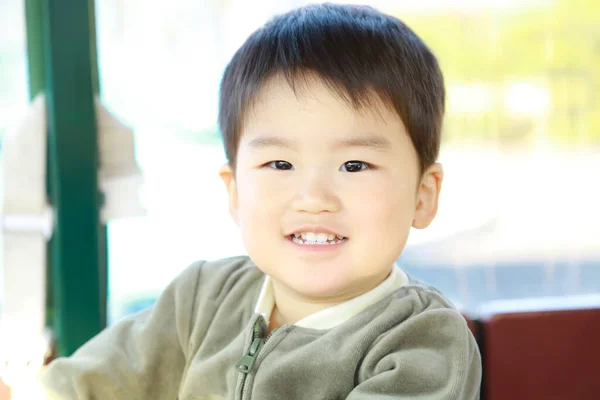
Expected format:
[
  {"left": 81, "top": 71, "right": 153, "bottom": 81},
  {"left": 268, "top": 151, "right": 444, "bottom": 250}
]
[{"left": 480, "top": 297, "right": 600, "bottom": 399}]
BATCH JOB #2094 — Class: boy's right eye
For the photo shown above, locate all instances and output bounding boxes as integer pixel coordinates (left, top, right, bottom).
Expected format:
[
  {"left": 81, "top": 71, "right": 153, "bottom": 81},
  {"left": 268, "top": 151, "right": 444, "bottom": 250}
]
[{"left": 267, "top": 160, "right": 294, "bottom": 170}]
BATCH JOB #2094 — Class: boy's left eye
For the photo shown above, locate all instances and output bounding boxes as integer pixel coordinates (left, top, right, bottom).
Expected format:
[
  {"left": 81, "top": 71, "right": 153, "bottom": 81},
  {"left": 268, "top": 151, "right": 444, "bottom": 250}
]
[{"left": 340, "top": 161, "right": 371, "bottom": 172}]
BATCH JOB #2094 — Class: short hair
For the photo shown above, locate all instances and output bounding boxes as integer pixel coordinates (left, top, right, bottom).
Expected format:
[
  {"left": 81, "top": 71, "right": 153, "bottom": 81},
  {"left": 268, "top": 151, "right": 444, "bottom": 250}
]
[{"left": 218, "top": 3, "right": 445, "bottom": 175}]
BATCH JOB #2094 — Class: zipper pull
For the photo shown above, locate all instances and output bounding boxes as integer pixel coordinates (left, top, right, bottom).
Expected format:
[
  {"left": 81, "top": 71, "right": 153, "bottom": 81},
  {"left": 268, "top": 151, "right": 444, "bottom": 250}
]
[
  {"left": 235, "top": 317, "right": 267, "bottom": 374},
  {"left": 235, "top": 337, "right": 264, "bottom": 374}
]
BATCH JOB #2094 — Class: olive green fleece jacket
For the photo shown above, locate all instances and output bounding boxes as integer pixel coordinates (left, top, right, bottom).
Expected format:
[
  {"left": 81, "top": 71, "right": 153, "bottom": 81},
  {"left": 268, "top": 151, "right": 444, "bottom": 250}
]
[{"left": 40, "top": 256, "right": 481, "bottom": 399}]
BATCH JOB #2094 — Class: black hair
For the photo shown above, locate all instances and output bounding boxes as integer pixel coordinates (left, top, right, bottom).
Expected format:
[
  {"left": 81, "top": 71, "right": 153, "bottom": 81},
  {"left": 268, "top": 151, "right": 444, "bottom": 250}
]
[{"left": 219, "top": 3, "right": 445, "bottom": 174}]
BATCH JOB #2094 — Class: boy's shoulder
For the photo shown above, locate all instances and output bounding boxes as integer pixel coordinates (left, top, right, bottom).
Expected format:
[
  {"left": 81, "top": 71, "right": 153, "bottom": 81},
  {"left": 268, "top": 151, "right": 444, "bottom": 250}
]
[
  {"left": 401, "top": 269, "right": 458, "bottom": 311},
  {"left": 338, "top": 266, "right": 466, "bottom": 339},
  {"left": 177, "top": 255, "right": 264, "bottom": 302}
]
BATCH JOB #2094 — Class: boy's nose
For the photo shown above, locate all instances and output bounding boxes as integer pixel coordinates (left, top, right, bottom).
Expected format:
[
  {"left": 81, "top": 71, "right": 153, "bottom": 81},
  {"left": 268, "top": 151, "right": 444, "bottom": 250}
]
[{"left": 291, "top": 174, "right": 341, "bottom": 214}]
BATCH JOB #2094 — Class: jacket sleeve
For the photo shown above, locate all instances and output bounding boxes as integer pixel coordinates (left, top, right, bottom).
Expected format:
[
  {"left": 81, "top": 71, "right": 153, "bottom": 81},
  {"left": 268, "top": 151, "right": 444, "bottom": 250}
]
[
  {"left": 39, "top": 261, "right": 204, "bottom": 400},
  {"left": 347, "top": 307, "right": 482, "bottom": 400}
]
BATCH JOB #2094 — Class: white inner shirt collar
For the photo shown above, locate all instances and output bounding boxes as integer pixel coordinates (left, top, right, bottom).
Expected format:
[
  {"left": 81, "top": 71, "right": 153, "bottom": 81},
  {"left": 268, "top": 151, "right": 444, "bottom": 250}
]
[{"left": 254, "top": 264, "right": 408, "bottom": 330}]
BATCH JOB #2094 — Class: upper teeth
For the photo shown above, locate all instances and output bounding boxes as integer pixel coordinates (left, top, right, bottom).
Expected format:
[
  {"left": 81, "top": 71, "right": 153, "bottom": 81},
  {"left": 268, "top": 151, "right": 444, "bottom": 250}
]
[{"left": 293, "top": 232, "right": 344, "bottom": 243}]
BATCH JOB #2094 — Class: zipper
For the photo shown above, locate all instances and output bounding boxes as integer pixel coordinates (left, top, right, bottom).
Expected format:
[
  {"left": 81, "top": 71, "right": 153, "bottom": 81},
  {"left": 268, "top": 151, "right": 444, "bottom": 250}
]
[
  {"left": 235, "top": 318, "right": 265, "bottom": 374},
  {"left": 236, "top": 319, "right": 280, "bottom": 373},
  {"left": 235, "top": 316, "right": 279, "bottom": 400}
]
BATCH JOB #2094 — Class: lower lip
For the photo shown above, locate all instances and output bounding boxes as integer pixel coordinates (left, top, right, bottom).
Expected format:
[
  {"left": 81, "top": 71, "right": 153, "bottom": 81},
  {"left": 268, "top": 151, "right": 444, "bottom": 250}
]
[{"left": 285, "top": 236, "right": 348, "bottom": 252}]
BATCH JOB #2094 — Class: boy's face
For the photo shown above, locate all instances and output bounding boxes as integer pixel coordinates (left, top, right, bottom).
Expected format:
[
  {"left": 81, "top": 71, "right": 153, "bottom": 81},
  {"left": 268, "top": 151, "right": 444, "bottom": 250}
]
[{"left": 220, "top": 76, "right": 442, "bottom": 303}]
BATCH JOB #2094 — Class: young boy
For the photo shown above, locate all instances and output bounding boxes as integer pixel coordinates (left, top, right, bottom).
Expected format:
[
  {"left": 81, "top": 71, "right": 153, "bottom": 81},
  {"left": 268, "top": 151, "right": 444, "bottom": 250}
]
[{"left": 40, "top": 3, "right": 481, "bottom": 399}]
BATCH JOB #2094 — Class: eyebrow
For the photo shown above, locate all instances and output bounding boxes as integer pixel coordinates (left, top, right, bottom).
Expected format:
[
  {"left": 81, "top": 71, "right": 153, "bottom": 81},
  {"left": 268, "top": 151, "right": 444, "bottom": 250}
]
[
  {"left": 247, "top": 135, "right": 392, "bottom": 151},
  {"left": 247, "top": 136, "right": 297, "bottom": 150},
  {"left": 335, "top": 136, "right": 392, "bottom": 151}
]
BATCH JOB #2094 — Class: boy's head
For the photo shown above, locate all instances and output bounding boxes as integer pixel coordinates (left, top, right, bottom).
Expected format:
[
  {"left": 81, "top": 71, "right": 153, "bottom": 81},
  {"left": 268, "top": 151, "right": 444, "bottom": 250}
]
[{"left": 219, "top": 3, "right": 444, "bottom": 304}]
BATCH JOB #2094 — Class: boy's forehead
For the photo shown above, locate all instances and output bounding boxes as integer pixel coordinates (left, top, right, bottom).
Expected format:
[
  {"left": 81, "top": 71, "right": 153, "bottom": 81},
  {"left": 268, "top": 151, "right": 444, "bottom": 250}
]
[
  {"left": 237, "top": 77, "right": 416, "bottom": 161},
  {"left": 246, "top": 74, "right": 398, "bottom": 130}
]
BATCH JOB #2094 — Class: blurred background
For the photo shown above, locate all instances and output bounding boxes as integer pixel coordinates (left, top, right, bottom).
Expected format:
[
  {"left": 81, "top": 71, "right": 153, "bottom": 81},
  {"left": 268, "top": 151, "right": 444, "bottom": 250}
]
[
  {"left": 1, "top": 0, "right": 599, "bottom": 322},
  {"left": 0, "top": 1, "right": 599, "bottom": 397}
]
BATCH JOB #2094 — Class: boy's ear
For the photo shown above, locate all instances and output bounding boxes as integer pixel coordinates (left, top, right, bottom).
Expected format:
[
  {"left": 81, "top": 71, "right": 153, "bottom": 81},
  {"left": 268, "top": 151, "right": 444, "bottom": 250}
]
[
  {"left": 219, "top": 163, "right": 240, "bottom": 226},
  {"left": 412, "top": 162, "right": 443, "bottom": 229}
]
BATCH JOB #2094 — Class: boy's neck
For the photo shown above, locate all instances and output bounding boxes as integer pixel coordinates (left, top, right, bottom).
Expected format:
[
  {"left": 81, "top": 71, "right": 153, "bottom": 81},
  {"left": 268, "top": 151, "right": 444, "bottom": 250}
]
[
  {"left": 268, "top": 273, "right": 390, "bottom": 332},
  {"left": 267, "top": 291, "right": 344, "bottom": 333}
]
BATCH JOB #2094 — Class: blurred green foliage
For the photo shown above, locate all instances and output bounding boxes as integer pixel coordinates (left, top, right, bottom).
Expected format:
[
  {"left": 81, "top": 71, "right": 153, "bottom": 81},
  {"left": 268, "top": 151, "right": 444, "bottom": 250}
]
[{"left": 401, "top": 0, "right": 600, "bottom": 145}]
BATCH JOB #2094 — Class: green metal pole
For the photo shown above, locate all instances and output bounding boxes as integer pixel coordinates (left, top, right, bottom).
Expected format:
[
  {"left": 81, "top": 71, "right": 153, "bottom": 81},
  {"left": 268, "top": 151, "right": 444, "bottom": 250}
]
[
  {"left": 40, "top": 0, "right": 105, "bottom": 357},
  {"left": 25, "top": 0, "right": 45, "bottom": 100},
  {"left": 88, "top": 0, "right": 108, "bottom": 330}
]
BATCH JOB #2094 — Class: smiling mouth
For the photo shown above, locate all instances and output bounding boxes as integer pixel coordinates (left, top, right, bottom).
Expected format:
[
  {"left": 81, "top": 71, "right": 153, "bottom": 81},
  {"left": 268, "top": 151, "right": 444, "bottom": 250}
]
[{"left": 287, "top": 233, "right": 348, "bottom": 245}]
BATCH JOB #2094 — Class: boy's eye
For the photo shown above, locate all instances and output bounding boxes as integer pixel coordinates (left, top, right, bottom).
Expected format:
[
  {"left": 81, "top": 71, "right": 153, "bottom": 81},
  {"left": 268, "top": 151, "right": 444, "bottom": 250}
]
[
  {"left": 268, "top": 160, "right": 294, "bottom": 170},
  {"left": 340, "top": 161, "right": 370, "bottom": 173}
]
